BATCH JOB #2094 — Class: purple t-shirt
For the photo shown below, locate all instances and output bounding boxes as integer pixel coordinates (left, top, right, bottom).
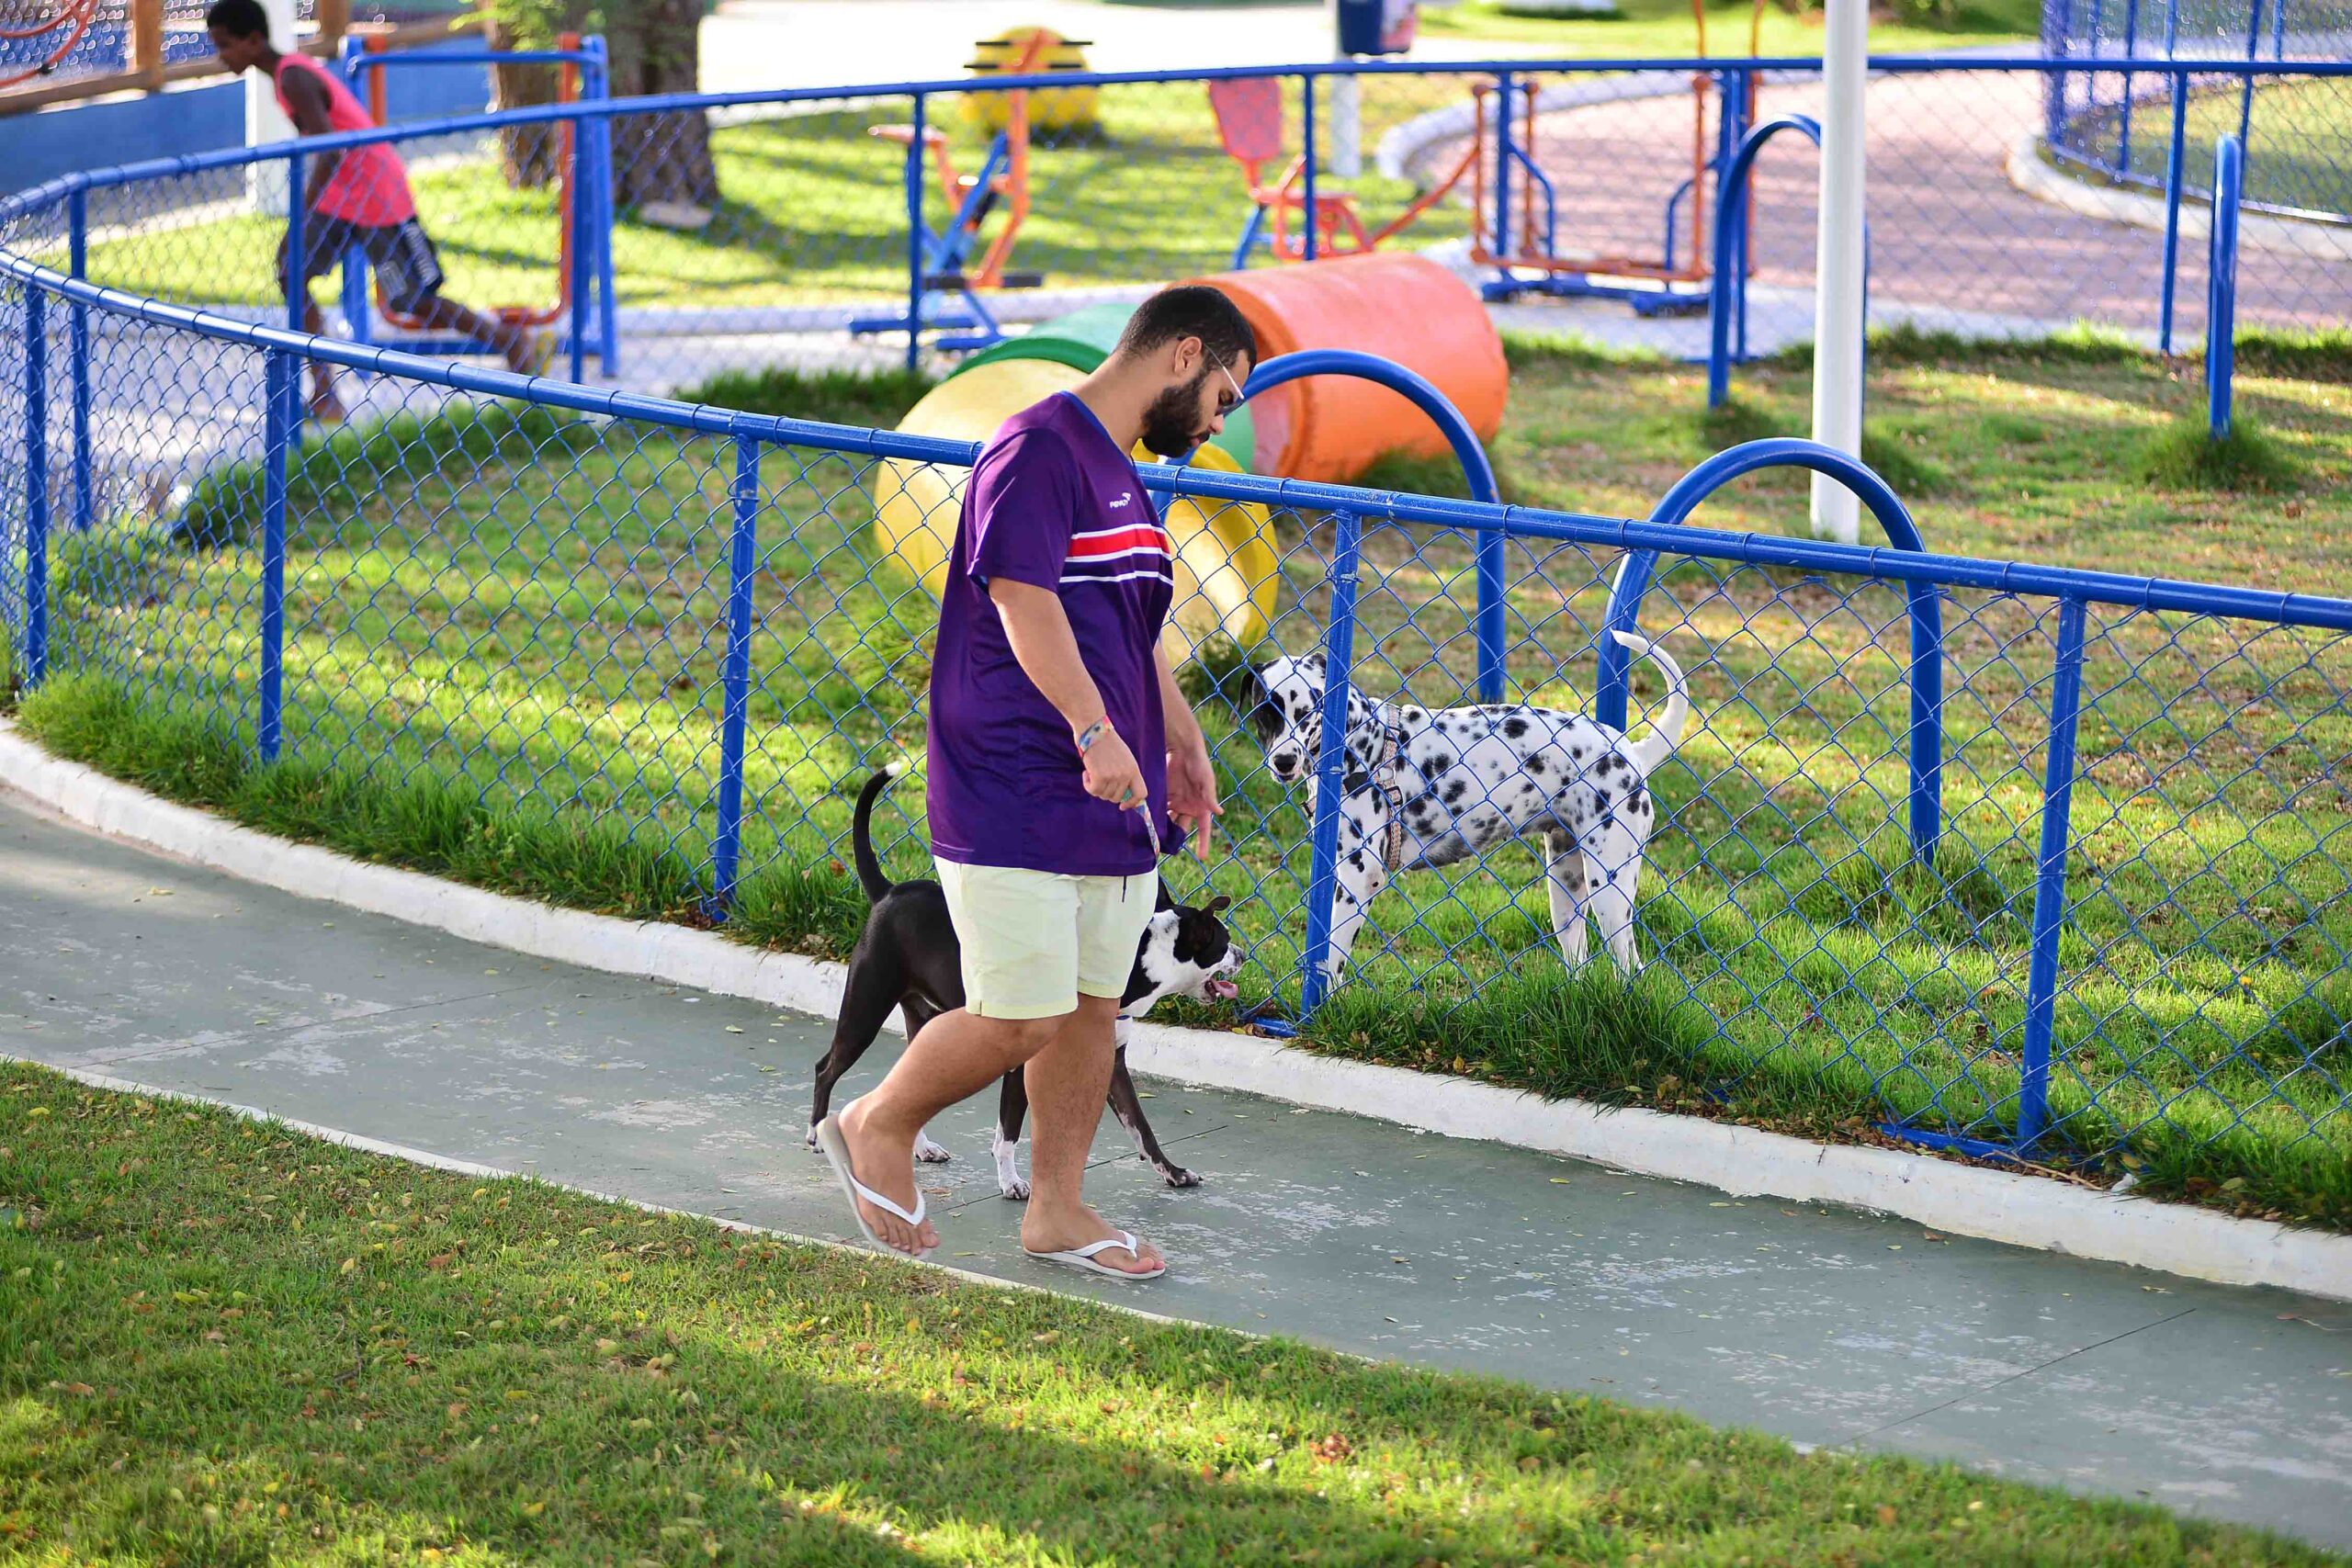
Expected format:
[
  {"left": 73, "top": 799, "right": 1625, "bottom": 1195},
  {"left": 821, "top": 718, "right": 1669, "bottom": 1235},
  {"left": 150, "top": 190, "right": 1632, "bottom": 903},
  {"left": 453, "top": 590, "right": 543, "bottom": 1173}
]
[{"left": 926, "top": 392, "right": 1181, "bottom": 876}]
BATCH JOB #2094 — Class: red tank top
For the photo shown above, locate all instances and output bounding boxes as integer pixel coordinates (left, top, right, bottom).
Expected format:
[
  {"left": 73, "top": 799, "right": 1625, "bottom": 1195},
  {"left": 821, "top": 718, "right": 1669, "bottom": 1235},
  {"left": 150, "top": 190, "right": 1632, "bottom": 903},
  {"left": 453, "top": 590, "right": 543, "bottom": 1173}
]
[{"left": 274, "top": 52, "right": 417, "bottom": 227}]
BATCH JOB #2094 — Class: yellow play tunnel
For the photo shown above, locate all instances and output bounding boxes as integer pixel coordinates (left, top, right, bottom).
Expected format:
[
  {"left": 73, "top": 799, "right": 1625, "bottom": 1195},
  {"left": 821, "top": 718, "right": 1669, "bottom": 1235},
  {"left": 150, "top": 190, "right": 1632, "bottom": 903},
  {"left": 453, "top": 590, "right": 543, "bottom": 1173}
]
[
  {"left": 872, "top": 358, "right": 1276, "bottom": 665},
  {"left": 1154, "top": 442, "right": 1280, "bottom": 670}
]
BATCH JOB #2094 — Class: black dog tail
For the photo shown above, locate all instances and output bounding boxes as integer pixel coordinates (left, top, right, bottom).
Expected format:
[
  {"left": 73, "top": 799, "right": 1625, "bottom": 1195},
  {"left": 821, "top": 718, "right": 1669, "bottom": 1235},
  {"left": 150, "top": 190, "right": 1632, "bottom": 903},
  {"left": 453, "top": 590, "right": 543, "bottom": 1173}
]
[{"left": 850, "top": 762, "right": 908, "bottom": 904}]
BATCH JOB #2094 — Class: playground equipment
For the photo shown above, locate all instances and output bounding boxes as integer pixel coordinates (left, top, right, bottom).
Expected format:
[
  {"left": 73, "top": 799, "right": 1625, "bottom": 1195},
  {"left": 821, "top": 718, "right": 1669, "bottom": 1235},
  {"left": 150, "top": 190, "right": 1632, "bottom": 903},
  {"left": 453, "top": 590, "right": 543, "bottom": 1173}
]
[
  {"left": 963, "top": 26, "right": 1095, "bottom": 133},
  {"left": 952, "top": 299, "right": 1257, "bottom": 469},
  {"left": 849, "top": 29, "right": 1076, "bottom": 353},
  {"left": 0, "top": 0, "right": 101, "bottom": 89},
  {"left": 872, "top": 355, "right": 1276, "bottom": 663},
  {"left": 1702, "top": 111, "right": 1879, "bottom": 410},
  {"left": 1476, "top": 0, "right": 1769, "bottom": 315},
  {"left": 335, "top": 31, "right": 617, "bottom": 378},
  {"left": 1186, "top": 252, "right": 1507, "bottom": 486},
  {"left": 1206, "top": 74, "right": 1480, "bottom": 267}
]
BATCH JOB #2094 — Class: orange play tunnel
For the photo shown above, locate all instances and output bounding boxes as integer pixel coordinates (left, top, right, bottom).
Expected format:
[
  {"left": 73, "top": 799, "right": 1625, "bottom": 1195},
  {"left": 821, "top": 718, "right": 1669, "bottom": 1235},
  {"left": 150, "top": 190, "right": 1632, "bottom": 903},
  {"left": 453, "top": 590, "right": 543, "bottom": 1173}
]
[{"left": 1186, "top": 253, "right": 1508, "bottom": 487}]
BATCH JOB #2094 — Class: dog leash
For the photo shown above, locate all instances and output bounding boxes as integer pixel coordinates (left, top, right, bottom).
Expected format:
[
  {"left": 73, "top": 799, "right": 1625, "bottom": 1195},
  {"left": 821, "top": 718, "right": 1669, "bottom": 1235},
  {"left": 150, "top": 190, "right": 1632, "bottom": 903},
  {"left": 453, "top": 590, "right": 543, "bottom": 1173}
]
[{"left": 1374, "top": 714, "right": 1408, "bottom": 873}]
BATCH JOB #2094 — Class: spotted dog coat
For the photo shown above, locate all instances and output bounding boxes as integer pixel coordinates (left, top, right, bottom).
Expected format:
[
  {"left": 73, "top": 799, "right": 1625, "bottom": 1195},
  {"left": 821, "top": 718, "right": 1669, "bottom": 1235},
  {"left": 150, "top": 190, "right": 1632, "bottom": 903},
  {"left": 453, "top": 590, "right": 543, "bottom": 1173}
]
[{"left": 1246, "top": 631, "right": 1690, "bottom": 978}]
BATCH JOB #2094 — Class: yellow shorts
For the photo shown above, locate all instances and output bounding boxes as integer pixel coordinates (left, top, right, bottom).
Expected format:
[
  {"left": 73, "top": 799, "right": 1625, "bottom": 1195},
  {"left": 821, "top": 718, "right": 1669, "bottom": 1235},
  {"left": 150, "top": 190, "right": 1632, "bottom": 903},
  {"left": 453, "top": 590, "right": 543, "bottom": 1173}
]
[{"left": 933, "top": 859, "right": 1158, "bottom": 1021}]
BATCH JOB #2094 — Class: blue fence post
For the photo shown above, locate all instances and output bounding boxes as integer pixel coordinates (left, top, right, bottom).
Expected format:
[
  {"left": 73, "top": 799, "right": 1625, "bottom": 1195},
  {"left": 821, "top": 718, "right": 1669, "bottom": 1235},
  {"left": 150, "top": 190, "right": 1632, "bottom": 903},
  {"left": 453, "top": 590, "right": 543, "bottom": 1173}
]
[
  {"left": 66, "top": 185, "right": 91, "bottom": 536},
  {"left": 904, "top": 92, "right": 927, "bottom": 373},
  {"left": 2118, "top": 0, "right": 2140, "bottom": 174},
  {"left": 2016, "top": 595, "right": 2089, "bottom": 1153},
  {"left": 710, "top": 433, "right": 762, "bottom": 918},
  {"left": 568, "top": 92, "right": 591, "bottom": 385},
  {"left": 2207, "top": 134, "right": 2242, "bottom": 440},
  {"left": 21, "top": 283, "right": 47, "bottom": 688},
  {"left": 2158, "top": 71, "right": 2188, "bottom": 353},
  {"left": 283, "top": 148, "right": 307, "bottom": 448},
  {"left": 1301, "top": 73, "right": 1318, "bottom": 262},
  {"left": 587, "top": 39, "right": 618, "bottom": 375},
  {"left": 1492, "top": 69, "right": 1514, "bottom": 269},
  {"left": 1298, "top": 509, "right": 1363, "bottom": 1019},
  {"left": 336, "top": 38, "right": 372, "bottom": 356},
  {"left": 2236, "top": 0, "right": 2263, "bottom": 150},
  {"left": 258, "top": 346, "right": 290, "bottom": 762}
]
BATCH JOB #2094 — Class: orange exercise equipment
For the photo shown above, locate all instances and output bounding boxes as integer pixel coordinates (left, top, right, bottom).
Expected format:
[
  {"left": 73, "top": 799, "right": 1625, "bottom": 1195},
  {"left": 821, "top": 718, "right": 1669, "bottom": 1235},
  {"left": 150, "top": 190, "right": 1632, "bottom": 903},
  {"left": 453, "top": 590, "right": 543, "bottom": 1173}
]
[
  {"left": 2, "top": 0, "right": 104, "bottom": 90},
  {"left": 1205, "top": 74, "right": 1479, "bottom": 266},
  {"left": 348, "top": 28, "right": 586, "bottom": 333},
  {"left": 1187, "top": 251, "right": 1506, "bottom": 487}
]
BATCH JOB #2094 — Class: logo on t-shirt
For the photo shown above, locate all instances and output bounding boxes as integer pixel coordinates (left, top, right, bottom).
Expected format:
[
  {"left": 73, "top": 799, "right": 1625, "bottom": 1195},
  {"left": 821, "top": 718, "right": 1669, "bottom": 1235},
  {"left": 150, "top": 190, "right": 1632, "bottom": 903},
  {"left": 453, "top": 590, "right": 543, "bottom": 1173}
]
[{"left": 1110, "top": 492, "right": 1133, "bottom": 509}]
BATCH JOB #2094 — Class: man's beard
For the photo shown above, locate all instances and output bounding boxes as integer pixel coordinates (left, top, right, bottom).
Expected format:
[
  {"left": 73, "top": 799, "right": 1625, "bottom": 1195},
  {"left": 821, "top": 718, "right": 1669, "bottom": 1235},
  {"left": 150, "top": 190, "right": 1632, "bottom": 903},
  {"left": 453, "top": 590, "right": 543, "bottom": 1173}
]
[{"left": 1138, "top": 368, "right": 1214, "bottom": 459}]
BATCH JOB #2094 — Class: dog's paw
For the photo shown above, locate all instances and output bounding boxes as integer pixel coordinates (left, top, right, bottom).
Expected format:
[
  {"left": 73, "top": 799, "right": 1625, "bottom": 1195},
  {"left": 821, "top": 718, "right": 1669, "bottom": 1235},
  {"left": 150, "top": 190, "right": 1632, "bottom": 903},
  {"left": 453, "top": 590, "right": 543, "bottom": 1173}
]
[
  {"left": 1159, "top": 1164, "right": 1202, "bottom": 1189},
  {"left": 999, "top": 1175, "right": 1032, "bottom": 1201},
  {"left": 912, "top": 1133, "right": 952, "bottom": 1164},
  {"left": 803, "top": 1122, "right": 820, "bottom": 1150}
]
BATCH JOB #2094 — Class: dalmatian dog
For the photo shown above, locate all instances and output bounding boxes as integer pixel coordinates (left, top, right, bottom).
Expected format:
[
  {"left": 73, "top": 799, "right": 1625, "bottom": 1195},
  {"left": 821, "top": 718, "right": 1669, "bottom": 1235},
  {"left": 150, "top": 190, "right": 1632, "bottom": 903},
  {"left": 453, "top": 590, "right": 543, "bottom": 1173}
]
[{"left": 1244, "top": 631, "right": 1690, "bottom": 980}]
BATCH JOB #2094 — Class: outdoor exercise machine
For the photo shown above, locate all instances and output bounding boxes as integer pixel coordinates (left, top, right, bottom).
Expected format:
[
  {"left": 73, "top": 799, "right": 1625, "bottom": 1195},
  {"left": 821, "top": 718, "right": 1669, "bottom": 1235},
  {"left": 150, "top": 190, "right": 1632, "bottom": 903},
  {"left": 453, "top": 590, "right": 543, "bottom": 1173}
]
[
  {"left": 334, "top": 29, "right": 618, "bottom": 379},
  {"left": 1476, "top": 0, "right": 1769, "bottom": 315},
  {"left": 1206, "top": 74, "right": 1480, "bottom": 267},
  {"left": 848, "top": 28, "right": 1079, "bottom": 353}
]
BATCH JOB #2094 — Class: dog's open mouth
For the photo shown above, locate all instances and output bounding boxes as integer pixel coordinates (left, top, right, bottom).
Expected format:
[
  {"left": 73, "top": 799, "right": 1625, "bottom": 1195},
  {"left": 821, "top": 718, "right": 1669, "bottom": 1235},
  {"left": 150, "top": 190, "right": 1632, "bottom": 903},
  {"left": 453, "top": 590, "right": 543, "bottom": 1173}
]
[{"left": 1204, "top": 976, "right": 1239, "bottom": 1002}]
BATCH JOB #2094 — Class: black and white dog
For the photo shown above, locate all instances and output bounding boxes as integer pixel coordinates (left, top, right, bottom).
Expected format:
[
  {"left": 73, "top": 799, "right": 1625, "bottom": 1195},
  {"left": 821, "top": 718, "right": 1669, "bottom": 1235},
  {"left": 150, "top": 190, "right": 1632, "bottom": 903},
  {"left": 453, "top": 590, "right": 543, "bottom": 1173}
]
[
  {"left": 807, "top": 765, "right": 1243, "bottom": 1196},
  {"left": 1245, "top": 630, "right": 1690, "bottom": 979}
]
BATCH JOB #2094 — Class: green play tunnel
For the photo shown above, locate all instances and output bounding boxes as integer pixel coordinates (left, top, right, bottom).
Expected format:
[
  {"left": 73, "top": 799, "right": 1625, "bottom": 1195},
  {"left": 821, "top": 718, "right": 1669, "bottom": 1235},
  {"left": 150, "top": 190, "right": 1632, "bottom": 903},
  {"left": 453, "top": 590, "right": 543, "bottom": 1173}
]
[{"left": 951, "top": 300, "right": 1257, "bottom": 470}]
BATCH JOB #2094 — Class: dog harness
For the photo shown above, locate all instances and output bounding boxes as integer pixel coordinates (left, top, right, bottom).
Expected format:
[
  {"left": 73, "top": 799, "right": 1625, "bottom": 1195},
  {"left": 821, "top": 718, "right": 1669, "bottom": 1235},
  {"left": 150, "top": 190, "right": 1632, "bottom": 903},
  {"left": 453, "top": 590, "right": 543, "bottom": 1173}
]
[{"left": 1374, "top": 714, "right": 1408, "bottom": 873}]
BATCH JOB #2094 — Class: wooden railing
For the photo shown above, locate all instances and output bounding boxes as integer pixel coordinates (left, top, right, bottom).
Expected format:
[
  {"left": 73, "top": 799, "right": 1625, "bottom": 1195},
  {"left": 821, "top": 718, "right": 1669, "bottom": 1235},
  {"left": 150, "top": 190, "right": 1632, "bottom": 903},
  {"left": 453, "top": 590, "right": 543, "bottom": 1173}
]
[{"left": 0, "top": 0, "right": 481, "bottom": 118}]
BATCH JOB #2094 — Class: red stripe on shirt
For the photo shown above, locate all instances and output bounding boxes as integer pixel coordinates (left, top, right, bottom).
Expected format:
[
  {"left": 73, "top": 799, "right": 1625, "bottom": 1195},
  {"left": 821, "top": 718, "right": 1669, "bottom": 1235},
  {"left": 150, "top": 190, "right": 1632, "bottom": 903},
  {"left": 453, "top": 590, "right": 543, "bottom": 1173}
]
[{"left": 1067, "top": 525, "right": 1170, "bottom": 560}]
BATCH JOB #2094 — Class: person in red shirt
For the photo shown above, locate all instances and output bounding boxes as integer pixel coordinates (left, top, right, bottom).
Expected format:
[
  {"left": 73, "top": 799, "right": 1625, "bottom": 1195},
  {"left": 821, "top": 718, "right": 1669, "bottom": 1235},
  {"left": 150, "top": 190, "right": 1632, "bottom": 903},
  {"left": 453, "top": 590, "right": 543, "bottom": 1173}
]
[{"left": 207, "top": 0, "right": 549, "bottom": 421}]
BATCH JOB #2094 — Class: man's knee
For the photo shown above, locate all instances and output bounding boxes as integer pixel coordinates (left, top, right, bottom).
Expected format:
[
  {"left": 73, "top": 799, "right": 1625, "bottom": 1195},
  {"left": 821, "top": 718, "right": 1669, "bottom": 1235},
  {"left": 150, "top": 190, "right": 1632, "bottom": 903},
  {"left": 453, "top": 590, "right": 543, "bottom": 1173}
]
[{"left": 995, "top": 1011, "right": 1066, "bottom": 1058}]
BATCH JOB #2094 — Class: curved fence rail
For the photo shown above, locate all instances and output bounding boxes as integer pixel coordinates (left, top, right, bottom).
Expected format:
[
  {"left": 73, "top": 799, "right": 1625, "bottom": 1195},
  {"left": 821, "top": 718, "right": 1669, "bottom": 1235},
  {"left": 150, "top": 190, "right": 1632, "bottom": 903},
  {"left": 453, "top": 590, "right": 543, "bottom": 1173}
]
[{"left": 5, "top": 63, "right": 2352, "bottom": 1211}]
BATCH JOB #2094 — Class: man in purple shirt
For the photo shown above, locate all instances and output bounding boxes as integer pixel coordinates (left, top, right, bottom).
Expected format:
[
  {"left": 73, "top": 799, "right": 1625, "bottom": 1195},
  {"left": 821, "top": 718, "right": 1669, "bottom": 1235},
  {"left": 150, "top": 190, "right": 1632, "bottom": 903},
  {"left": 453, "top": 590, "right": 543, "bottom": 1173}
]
[{"left": 818, "top": 287, "right": 1256, "bottom": 1279}]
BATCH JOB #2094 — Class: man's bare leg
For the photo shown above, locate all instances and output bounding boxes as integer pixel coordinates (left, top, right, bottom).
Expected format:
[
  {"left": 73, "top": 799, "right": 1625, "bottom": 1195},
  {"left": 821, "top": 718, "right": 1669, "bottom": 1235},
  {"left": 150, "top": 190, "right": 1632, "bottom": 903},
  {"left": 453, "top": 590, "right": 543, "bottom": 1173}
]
[
  {"left": 835, "top": 1009, "right": 1057, "bottom": 1256},
  {"left": 1020, "top": 994, "right": 1162, "bottom": 1275}
]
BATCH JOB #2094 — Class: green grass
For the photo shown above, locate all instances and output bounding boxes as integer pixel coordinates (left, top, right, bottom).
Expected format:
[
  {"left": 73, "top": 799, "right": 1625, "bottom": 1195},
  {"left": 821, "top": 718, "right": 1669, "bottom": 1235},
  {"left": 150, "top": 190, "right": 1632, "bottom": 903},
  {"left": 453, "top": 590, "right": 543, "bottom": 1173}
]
[
  {"left": 5, "top": 1067, "right": 2331, "bottom": 1566},
  {"left": 16, "top": 341, "right": 2352, "bottom": 1230},
  {"left": 2067, "top": 74, "right": 2352, "bottom": 220},
  {"left": 1419, "top": 0, "right": 2040, "bottom": 52},
  {"left": 2134, "top": 413, "right": 2302, "bottom": 491}
]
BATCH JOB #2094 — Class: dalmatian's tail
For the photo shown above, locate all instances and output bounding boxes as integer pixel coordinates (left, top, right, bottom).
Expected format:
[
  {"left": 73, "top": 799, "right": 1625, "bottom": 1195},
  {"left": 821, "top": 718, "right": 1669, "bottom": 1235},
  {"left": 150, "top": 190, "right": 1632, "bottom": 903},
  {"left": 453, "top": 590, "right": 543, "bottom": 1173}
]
[{"left": 1609, "top": 631, "right": 1690, "bottom": 773}]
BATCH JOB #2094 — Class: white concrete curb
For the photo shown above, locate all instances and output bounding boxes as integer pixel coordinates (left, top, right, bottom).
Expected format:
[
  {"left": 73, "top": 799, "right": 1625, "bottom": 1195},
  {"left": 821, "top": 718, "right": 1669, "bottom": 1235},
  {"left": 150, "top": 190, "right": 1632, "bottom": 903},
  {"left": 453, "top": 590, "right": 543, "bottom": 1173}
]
[
  {"left": 2005, "top": 131, "right": 2352, "bottom": 264},
  {"left": 4, "top": 718, "right": 2347, "bottom": 1303}
]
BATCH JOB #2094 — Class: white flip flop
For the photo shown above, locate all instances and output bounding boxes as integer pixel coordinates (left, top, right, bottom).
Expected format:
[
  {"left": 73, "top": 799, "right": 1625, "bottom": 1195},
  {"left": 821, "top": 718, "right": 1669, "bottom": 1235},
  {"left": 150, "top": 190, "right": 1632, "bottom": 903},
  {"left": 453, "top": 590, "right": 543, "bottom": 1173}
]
[
  {"left": 1023, "top": 1230, "right": 1166, "bottom": 1280},
  {"left": 814, "top": 1115, "right": 933, "bottom": 1259}
]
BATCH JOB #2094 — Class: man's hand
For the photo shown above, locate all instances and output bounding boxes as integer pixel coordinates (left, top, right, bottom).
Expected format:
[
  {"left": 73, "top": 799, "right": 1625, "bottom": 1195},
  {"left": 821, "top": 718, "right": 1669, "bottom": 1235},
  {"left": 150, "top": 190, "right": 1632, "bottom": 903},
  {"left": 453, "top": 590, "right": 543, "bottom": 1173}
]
[
  {"left": 1166, "top": 733, "right": 1221, "bottom": 860},
  {"left": 1080, "top": 728, "right": 1148, "bottom": 812}
]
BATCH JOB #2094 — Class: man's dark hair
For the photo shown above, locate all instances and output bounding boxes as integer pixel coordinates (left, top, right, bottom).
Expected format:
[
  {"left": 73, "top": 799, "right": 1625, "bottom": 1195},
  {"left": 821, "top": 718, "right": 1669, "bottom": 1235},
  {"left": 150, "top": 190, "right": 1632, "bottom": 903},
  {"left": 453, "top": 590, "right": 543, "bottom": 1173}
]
[
  {"left": 1114, "top": 285, "right": 1256, "bottom": 371},
  {"left": 205, "top": 0, "right": 270, "bottom": 38}
]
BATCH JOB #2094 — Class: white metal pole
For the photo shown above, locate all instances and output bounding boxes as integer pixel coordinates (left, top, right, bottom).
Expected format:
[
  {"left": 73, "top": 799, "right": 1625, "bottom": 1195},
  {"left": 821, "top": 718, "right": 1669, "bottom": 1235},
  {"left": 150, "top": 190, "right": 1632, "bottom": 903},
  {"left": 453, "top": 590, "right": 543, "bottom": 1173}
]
[
  {"left": 244, "top": 0, "right": 300, "bottom": 210},
  {"left": 1808, "top": 0, "right": 1867, "bottom": 544}
]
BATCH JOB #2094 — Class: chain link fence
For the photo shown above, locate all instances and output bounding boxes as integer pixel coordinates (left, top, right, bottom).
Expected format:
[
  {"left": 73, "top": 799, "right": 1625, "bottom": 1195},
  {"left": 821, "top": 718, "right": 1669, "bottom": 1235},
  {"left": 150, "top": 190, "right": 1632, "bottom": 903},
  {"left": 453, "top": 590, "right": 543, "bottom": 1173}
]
[{"left": 4, "top": 59, "right": 2350, "bottom": 1217}]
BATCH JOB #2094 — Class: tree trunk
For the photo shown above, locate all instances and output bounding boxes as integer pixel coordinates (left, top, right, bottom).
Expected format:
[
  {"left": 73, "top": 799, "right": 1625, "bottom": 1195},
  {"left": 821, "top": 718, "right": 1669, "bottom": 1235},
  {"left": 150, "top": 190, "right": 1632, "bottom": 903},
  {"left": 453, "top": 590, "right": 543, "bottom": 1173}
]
[
  {"left": 604, "top": 0, "right": 719, "bottom": 209},
  {"left": 488, "top": 17, "right": 582, "bottom": 189}
]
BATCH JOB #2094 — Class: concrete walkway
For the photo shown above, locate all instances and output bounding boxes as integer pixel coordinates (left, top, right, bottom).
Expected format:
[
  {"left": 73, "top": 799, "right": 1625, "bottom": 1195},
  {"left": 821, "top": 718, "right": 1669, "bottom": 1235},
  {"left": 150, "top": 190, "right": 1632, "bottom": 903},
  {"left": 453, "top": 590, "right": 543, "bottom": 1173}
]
[{"left": 3, "top": 786, "right": 2348, "bottom": 1551}]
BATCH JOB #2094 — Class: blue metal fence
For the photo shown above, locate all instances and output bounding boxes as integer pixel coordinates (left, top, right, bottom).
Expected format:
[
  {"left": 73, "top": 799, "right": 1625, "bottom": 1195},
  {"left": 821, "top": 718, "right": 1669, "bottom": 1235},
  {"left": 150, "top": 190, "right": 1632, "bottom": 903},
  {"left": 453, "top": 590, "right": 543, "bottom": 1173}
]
[{"left": 3, "top": 60, "right": 2350, "bottom": 1204}]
